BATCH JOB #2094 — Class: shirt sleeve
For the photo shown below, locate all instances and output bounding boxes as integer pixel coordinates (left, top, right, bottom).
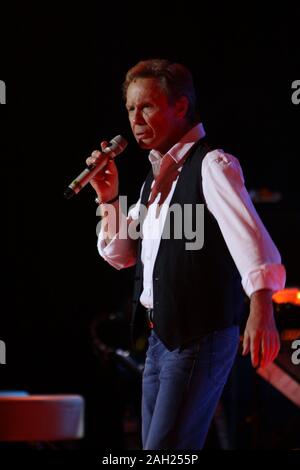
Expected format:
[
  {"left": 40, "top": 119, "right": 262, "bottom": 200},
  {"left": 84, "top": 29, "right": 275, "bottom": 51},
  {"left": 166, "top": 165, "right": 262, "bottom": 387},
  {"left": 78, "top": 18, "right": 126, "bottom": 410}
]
[
  {"left": 201, "top": 150, "right": 286, "bottom": 297},
  {"left": 97, "top": 183, "right": 145, "bottom": 270}
]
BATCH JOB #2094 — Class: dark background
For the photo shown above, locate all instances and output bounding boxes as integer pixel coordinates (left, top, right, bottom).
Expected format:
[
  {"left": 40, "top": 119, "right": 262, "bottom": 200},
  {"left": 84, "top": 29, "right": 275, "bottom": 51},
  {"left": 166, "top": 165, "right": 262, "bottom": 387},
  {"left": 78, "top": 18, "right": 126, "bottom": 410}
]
[{"left": 1, "top": 2, "right": 299, "bottom": 449}]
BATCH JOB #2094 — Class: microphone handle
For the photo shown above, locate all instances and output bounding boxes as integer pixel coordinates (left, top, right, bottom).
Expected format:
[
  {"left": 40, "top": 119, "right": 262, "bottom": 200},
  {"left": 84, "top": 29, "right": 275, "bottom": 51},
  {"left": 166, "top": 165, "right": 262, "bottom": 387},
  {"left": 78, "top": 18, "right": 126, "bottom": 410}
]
[{"left": 64, "top": 155, "right": 110, "bottom": 199}]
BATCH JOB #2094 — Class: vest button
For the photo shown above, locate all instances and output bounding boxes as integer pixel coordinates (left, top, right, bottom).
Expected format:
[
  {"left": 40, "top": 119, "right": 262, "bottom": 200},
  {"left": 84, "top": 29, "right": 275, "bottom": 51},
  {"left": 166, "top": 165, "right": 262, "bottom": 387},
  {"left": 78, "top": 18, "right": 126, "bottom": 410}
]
[{"left": 154, "top": 277, "right": 159, "bottom": 281}]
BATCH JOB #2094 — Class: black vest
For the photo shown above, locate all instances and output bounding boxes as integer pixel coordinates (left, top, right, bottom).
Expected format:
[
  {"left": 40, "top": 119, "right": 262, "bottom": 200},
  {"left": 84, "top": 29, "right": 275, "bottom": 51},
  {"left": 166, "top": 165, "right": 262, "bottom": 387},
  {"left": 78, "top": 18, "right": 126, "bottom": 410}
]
[{"left": 131, "top": 139, "right": 244, "bottom": 351}]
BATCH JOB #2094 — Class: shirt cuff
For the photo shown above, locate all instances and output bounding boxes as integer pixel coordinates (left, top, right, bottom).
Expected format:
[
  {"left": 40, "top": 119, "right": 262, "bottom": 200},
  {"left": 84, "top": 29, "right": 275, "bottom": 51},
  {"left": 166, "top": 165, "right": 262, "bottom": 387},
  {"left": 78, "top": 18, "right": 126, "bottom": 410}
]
[
  {"left": 97, "top": 229, "right": 118, "bottom": 258},
  {"left": 97, "top": 228, "right": 125, "bottom": 270},
  {"left": 97, "top": 224, "right": 137, "bottom": 270},
  {"left": 242, "top": 263, "right": 286, "bottom": 297}
]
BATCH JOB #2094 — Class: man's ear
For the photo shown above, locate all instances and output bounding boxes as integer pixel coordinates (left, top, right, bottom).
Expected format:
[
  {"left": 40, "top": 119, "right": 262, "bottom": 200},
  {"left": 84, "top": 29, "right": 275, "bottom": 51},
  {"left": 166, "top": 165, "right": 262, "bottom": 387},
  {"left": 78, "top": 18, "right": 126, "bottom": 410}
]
[{"left": 175, "top": 96, "right": 189, "bottom": 119}]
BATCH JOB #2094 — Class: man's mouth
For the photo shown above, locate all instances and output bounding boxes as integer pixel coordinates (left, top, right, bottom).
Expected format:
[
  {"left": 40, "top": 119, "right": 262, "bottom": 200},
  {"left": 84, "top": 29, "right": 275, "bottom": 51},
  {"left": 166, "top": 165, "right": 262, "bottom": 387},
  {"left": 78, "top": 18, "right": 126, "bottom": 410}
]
[{"left": 136, "top": 132, "right": 150, "bottom": 139}]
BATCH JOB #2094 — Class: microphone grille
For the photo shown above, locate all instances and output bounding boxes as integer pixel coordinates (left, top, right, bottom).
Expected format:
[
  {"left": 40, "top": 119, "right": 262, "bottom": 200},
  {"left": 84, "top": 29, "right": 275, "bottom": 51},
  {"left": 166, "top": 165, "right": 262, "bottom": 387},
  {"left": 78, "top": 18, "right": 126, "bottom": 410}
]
[{"left": 111, "top": 135, "right": 128, "bottom": 152}]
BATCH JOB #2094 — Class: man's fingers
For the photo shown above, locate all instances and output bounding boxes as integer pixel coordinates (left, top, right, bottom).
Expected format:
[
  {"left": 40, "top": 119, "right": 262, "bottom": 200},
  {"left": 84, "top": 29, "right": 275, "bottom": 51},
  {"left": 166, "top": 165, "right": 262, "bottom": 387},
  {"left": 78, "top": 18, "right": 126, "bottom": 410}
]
[
  {"left": 86, "top": 151, "right": 117, "bottom": 176},
  {"left": 242, "top": 332, "right": 250, "bottom": 356},
  {"left": 260, "top": 332, "right": 281, "bottom": 368},
  {"left": 250, "top": 333, "right": 261, "bottom": 368},
  {"left": 86, "top": 150, "right": 101, "bottom": 166},
  {"left": 260, "top": 333, "right": 270, "bottom": 368},
  {"left": 270, "top": 332, "right": 281, "bottom": 363},
  {"left": 86, "top": 142, "right": 112, "bottom": 166},
  {"left": 100, "top": 140, "right": 109, "bottom": 151}
]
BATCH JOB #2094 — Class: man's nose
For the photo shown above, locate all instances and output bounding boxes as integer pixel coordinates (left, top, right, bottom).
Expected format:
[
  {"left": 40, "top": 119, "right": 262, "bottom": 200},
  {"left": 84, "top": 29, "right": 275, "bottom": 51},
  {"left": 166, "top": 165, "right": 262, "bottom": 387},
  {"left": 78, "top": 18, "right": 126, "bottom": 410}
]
[{"left": 132, "top": 110, "right": 144, "bottom": 124}]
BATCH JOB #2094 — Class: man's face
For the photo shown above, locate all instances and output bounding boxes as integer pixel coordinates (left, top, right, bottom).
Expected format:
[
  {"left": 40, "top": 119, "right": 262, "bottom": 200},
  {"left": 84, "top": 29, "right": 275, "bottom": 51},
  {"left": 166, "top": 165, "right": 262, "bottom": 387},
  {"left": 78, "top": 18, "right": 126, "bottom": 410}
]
[{"left": 126, "top": 77, "right": 188, "bottom": 153}]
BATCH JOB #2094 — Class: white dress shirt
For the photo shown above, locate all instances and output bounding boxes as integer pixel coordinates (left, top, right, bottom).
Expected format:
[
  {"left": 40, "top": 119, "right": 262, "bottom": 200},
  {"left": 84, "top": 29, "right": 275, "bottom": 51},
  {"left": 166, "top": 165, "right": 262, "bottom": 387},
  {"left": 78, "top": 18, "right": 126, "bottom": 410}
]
[{"left": 97, "top": 123, "right": 286, "bottom": 307}]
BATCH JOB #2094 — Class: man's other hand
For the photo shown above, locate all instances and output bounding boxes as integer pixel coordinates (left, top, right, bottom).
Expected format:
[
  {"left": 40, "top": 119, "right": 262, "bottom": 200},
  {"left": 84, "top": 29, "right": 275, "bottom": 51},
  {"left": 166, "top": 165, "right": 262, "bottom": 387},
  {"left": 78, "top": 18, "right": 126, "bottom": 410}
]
[{"left": 242, "top": 289, "right": 280, "bottom": 368}]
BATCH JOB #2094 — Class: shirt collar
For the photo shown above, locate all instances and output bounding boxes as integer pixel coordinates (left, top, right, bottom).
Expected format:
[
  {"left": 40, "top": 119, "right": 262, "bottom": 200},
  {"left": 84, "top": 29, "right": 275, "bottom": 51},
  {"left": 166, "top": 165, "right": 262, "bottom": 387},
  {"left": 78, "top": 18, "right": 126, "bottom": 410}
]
[{"left": 148, "top": 122, "right": 206, "bottom": 165}]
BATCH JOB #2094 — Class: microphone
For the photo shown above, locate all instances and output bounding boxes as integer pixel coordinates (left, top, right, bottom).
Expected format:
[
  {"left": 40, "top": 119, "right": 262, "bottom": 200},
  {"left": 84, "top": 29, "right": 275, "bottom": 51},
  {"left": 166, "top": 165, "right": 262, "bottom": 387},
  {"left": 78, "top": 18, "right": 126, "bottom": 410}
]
[{"left": 64, "top": 135, "right": 128, "bottom": 199}]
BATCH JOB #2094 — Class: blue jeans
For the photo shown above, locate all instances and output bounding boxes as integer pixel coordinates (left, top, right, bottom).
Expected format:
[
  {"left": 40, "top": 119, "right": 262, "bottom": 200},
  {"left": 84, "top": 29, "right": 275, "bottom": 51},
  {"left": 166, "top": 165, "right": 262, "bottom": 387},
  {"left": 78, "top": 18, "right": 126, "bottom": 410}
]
[{"left": 142, "top": 325, "right": 239, "bottom": 450}]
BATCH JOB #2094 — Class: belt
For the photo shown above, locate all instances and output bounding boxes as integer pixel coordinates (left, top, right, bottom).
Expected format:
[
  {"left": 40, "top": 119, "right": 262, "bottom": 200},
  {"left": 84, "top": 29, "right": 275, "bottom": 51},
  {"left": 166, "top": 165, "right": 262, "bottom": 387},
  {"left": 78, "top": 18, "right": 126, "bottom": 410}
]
[{"left": 146, "top": 308, "right": 154, "bottom": 329}]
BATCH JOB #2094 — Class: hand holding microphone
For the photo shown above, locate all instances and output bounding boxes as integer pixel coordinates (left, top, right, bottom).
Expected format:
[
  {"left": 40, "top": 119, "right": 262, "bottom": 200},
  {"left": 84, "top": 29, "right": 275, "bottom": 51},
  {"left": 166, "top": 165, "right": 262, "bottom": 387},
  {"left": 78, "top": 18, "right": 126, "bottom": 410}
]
[
  {"left": 86, "top": 141, "right": 119, "bottom": 204},
  {"left": 64, "top": 135, "right": 127, "bottom": 201}
]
